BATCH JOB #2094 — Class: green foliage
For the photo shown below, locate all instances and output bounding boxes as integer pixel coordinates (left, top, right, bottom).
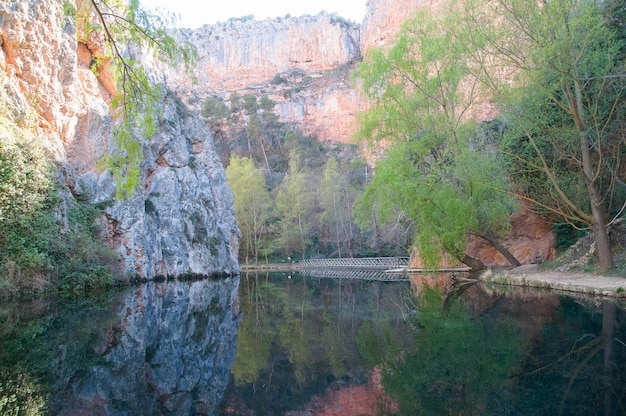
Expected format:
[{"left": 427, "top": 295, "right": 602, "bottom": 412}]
[
  {"left": 553, "top": 223, "right": 588, "bottom": 252},
  {"left": 106, "top": 122, "right": 144, "bottom": 200},
  {"left": 242, "top": 94, "right": 258, "bottom": 114},
  {"left": 226, "top": 156, "right": 274, "bottom": 264},
  {"left": 81, "top": 0, "right": 197, "bottom": 199},
  {"left": 468, "top": 0, "right": 625, "bottom": 269},
  {"left": 271, "top": 73, "right": 286, "bottom": 85},
  {"left": 201, "top": 96, "right": 229, "bottom": 132},
  {"left": 0, "top": 118, "right": 53, "bottom": 223},
  {"left": 0, "top": 371, "right": 46, "bottom": 416},
  {"left": 0, "top": 195, "right": 118, "bottom": 296},
  {"left": 62, "top": 0, "right": 76, "bottom": 17},
  {"left": 275, "top": 150, "right": 315, "bottom": 259},
  {"left": 353, "top": 4, "right": 516, "bottom": 268},
  {"left": 319, "top": 157, "right": 359, "bottom": 257}
]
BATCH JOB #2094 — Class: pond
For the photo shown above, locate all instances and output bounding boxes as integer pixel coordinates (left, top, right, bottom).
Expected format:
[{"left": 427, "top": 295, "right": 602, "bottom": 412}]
[{"left": 1, "top": 272, "right": 625, "bottom": 415}]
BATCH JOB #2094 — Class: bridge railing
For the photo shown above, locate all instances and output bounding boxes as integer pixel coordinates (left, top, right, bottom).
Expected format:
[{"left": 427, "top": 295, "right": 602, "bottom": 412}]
[
  {"left": 300, "top": 268, "right": 410, "bottom": 281},
  {"left": 298, "top": 257, "right": 410, "bottom": 270}
]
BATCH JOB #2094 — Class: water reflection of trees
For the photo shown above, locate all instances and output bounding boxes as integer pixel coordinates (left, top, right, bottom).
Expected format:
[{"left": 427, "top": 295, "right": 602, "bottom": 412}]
[
  {"left": 227, "top": 271, "right": 414, "bottom": 415},
  {"left": 370, "top": 274, "right": 626, "bottom": 416}
]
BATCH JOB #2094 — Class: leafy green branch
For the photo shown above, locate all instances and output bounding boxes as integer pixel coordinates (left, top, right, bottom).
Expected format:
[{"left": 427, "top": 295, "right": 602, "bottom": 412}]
[{"left": 83, "top": 0, "right": 197, "bottom": 198}]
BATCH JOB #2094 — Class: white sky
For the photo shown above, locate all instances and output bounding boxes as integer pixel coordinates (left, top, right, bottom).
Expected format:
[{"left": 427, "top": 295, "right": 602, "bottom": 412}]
[{"left": 140, "top": 0, "right": 367, "bottom": 28}]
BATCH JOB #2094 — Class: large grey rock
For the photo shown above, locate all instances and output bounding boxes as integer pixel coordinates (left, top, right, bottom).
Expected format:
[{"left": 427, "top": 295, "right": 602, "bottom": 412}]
[{"left": 95, "top": 93, "right": 240, "bottom": 278}]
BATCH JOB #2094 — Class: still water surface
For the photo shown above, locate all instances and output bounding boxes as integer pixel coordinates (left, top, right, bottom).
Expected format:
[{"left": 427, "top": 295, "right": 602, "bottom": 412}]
[{"left": 1, "top": 272, "right": 625, "bottom": 415}]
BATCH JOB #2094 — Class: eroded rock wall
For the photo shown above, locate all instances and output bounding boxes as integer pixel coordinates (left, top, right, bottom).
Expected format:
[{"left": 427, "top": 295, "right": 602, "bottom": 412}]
[
  {"left": 169, "top": 13, "right": 363, "bottom": 143},
  {"left": 0, "top": 0, "right": 239, "bottom": 278},
  {"left": 362, "top": 0, "right": 445, "bottom": 51}
]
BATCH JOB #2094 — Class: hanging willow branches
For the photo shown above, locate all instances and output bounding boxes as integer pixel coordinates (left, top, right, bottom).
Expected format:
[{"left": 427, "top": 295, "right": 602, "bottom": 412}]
[{"left": 77, "top": 0, "right": 197, "bottom": 198}]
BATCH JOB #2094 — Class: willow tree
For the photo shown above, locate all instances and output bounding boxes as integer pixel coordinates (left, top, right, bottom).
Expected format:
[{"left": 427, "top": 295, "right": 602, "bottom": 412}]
[
  {"left": 465, "top": 0, "right": 625, "bottom": 270},
  {"left": 353, "top": 3, "right": 519, "bottom": 270},
  {"left": 79, "top": 0, "right": 196, "bottom": 198}
]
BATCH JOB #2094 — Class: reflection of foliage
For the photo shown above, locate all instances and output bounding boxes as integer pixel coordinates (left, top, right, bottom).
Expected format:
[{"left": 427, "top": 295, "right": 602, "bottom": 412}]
[
  {"left": 380, "top": 288, "right": 525, "bottom": 415},
  {"left": 0, "top": 371, "right": 46, "bottom": 416},
  {"left": 513, "top": 298, "right": 626, "bottom": 415},
  {"left": 231, "top": 279, "right": 283, "bottom": 385},
  {"left": 0, "top": 292, "right": 119, "bottom": 413},
  {"left": 229, "top": 273, "right": 415, "bottom": 414}
]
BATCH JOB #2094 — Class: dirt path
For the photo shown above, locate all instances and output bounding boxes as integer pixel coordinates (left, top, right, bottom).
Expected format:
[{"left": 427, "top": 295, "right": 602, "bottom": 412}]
[{"left": 482, "top": 264, "right": 626, "bottom": 297}]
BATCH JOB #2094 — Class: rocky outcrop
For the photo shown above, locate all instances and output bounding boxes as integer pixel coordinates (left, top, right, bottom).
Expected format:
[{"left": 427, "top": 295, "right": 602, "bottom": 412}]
[
  {"left": 169, "top": 13, "right": 363, "bottom": 143},
  {"left": 361, "top": 0, "right": 445, "bottom": 51},
  {"left": 466, "top": 200, "right": 556, "bottom": 266},
  {"left": 78, "top": 92, "right": 240, "bottom": 278},
  {"left": 174, "top": 13, "right": 360, "bottom": 91},
  {"left": 0, "top": 0, "right": 239, "bottom": 278},
  {"left": 51, "top": 278, "right": 241, "bottom": 415},
  {"left": 166, "top": 3, "right": 446, "bottom": 144}
]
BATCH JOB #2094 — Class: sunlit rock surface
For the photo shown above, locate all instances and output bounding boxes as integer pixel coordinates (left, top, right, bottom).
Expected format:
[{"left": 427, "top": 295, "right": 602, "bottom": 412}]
[
  {"left": 0, "top": 0, "right": 239, "bottom": 278},
  {"left": 51, "top": 278, "right": 241, "bottom": 415}
]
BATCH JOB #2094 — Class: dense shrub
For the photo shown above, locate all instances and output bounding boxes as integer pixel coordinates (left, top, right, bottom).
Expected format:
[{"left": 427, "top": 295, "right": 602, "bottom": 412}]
[
  {"left": 0, "top": 118, "right": 119, "bottom": 296},
  {"left": 0, "top": 118, "right": 52, "bottom": 223}
]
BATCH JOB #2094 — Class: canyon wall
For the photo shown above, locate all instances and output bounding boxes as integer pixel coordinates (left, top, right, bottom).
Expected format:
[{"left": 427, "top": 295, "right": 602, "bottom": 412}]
[
  {"left": 362, "top": 0, "right": 445, "bottom": 51},
  {"left": 168, "top": 2, "right": 442, "bottom": 144},
  {"left": 0, "top": 0, "right": 239, "bottom": 278},
  {"left": 0, "top": 0, "right": 553, "bottom": 276},
  {"left": 170, "top": 13, "right": 364, "bottom": 143},
  {"left": 167, "top": 0, "right": 553, "bottom": 266}
]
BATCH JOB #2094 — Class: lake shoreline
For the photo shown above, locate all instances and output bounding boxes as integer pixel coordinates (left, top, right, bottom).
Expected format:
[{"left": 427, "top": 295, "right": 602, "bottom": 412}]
[
  {"left": 241, "top": 261, "right": 626, "bottom": 298},
  {"left": 481, "top": 264, "right": 626, "bottom": 298}
]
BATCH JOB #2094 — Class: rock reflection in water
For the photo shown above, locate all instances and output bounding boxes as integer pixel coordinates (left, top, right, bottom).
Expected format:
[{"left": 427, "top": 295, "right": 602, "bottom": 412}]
[{"left": 52, "top": 277, "right": 241, "bottom": 416}]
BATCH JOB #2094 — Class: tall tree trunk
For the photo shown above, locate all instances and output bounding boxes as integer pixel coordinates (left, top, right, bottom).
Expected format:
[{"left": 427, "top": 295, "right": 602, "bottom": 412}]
[{"left": 573, "top": 81, "right": 614, "bottom": 270}]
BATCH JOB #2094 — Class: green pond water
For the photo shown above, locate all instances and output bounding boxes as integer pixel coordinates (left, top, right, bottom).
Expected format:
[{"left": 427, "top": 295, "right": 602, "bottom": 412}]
[{"left": 1, "top": 271, "right": 625, "bottom": 415}]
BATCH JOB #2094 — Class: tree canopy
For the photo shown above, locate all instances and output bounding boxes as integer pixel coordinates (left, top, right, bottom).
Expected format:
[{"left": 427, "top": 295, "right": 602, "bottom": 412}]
[
  {"left": 464, "top": 0, "right": 626, "bottom": 270},
  {"left": 353, "top": 5, "right": 518, "bottom": 269}
]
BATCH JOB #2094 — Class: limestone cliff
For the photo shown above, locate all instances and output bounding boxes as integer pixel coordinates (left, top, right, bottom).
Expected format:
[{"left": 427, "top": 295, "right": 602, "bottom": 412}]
[
  {"left": 0, "top": 0, "right": 239, "bottom": 278},
  {"left": 362, "top": 0, "right": 445, "bottom": 51},
  {"left": 167, "top": 3, "right": 443, "bottom": 144},
  {"left": 170, "top": 13, "right": 364, "bottom": 143}
]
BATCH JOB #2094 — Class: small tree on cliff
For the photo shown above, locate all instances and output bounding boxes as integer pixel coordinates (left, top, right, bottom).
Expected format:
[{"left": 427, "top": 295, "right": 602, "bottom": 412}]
[
  {"left": 353, "top": 4, "right": 519, "bottom": 270},
  {"left": 79, "top": 0, "right": 196, "bottom": 198}
]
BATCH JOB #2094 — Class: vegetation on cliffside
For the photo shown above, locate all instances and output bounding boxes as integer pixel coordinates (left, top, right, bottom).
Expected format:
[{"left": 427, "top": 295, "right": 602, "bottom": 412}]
[
  {"left": 0, "top": 0, "right": 195, "bottom": 297},
  {"left": 0, "top": 116, "right": 118, "bottom": 295},
  {"left": 209, "top": 92, "right": 413, "bottom": 265},
  {"left": 353, "top": 0, "right": 626, "bottom": 272}
]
